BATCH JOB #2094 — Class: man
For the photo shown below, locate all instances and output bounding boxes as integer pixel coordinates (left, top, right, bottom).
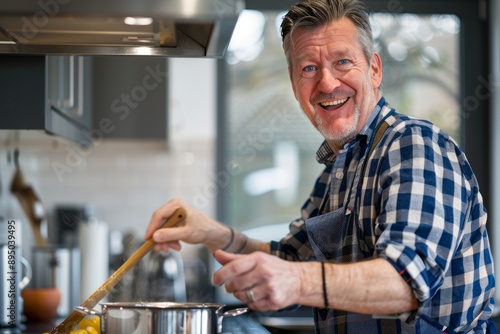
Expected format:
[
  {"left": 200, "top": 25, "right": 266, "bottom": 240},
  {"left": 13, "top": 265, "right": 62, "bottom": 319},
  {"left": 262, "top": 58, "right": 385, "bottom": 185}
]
[{"left": 144, "top": 0, "right": 496, "bottom": 332}]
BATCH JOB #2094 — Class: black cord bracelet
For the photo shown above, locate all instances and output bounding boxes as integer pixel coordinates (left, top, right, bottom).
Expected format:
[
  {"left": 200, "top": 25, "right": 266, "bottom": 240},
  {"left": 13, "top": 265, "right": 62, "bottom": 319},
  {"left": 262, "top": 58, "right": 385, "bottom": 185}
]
[
  {"left": 234, "top": 234, "right": 248, "bottom": 254},
  {"left": 221, "top": 227, "right": 235, "bottom": 251},
  {"left": 321, "top": 261, "right": 329, "bottom": 308}
]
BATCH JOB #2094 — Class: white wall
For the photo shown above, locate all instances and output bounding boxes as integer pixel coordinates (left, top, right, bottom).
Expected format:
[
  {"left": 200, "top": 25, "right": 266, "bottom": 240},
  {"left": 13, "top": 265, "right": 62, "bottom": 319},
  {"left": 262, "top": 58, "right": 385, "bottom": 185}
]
[{"left": 169, "top": 58, "right": 216, "bottom": 142}]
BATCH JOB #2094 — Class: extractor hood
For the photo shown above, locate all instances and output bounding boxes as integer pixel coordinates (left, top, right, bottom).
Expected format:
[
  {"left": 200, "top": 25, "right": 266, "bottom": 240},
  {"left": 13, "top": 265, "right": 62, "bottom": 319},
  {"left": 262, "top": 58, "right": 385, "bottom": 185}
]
[{"left": 0, "top": 0, "right": 244, "bottom": 57}]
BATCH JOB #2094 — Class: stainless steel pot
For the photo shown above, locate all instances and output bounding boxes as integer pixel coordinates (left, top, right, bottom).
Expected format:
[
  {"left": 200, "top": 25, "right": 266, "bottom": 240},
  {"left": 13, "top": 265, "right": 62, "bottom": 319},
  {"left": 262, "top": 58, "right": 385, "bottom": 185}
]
[{"left": 77, "top": 302, "right": 248, "bottom": 334}]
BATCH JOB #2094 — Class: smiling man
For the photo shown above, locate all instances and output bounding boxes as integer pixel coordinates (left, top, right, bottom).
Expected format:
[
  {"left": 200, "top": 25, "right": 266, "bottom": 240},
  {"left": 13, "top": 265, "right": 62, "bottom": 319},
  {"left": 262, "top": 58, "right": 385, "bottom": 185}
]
[
  {"left": 145, "top": 0, "right": 496, "bottom": 332},
  {"left": 287, "top": 16, "right": 381, "bottom": 153}
]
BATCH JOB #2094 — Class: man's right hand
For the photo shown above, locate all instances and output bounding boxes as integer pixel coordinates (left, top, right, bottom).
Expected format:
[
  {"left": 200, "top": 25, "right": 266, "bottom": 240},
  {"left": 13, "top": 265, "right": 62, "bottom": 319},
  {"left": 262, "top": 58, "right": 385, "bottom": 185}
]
[{"left": 144, "top": 198, "right": 229, "bottom": 253}]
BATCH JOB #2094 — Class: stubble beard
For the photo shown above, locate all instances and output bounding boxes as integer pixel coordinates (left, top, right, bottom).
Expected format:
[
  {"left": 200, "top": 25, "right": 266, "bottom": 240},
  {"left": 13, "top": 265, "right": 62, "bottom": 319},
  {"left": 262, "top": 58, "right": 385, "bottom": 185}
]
[{"left": 314, "top": 104, "right": 361, "bottom": 149}]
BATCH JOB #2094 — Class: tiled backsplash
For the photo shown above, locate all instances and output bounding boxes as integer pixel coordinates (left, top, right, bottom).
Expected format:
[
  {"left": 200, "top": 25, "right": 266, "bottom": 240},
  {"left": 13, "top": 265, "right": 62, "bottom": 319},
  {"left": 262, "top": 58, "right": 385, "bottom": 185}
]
[{"left": 0, "top": 133, "right": 217, "bottom": 257}]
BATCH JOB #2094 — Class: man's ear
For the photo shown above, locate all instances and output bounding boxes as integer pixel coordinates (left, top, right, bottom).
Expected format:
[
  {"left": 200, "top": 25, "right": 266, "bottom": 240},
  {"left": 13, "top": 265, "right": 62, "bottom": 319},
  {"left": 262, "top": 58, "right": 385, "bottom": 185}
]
[{"left": 370, "top": 52, "right": 383, "bottom": 89}]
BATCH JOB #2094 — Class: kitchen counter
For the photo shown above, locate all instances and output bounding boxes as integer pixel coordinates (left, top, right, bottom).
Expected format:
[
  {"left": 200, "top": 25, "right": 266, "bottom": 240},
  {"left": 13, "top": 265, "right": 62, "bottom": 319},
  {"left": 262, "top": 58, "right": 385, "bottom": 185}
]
[
  {"left": 222, "top": 313, "right": 271, "bottom": 333},
  {"left": 0, "top": 297, "right": 316, "bottom": 334},
  {"left": 256, "top": 306, "right": 315, "bottom": 334},
  {"left": 1, "top": 313, "right": 272, "bottom": 334},
  {"left": 13, "top": 310, "right": 500, "bottom": 334},
  {"left": 2, "top": 306, "right": 314, "bottom": 334}
]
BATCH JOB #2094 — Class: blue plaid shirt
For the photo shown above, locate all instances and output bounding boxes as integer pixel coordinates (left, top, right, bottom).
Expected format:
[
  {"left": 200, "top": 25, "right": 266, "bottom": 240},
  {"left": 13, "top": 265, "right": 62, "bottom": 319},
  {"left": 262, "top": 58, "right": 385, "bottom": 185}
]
[{"left": 270, "top": 97, "right": 495, "bottom": 333}]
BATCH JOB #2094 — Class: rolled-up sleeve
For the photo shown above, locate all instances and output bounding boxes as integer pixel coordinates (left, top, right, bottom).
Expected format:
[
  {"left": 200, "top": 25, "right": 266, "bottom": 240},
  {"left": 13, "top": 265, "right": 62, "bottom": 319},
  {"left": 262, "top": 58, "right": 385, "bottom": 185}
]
[
  {"left": 373, "top": 123, "right": 473, "bottom": 304},
  {"left": 375, "top": 120, "right": 489, "bottom": 313}
]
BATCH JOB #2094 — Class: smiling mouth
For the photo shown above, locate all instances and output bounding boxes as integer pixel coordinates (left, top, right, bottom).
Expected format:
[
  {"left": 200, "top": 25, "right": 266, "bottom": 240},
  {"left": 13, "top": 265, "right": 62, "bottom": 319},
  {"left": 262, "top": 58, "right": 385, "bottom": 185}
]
[{"left": 319, "top": 97, "right": 349, "bottom": 109}]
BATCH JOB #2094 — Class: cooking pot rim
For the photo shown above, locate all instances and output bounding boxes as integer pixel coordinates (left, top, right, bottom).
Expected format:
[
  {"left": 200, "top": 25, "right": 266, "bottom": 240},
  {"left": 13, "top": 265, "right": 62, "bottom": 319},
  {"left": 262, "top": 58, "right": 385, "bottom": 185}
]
[{"left": 100, "top": 302, "right": 225, "bottom": 310}]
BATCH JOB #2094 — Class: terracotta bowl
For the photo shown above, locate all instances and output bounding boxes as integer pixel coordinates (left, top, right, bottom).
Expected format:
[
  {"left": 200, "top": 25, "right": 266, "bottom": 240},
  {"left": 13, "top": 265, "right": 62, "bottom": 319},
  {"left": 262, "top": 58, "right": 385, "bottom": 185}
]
[{"left": 21, "top": 288, "right": 61, "bottom": 322}]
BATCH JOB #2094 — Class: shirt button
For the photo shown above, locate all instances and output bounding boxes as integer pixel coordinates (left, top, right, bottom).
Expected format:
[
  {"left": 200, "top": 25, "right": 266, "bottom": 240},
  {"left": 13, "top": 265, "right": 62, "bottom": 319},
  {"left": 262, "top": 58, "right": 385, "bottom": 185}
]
[{"left": 335, "top": 171, "right": 344, "bottom": 179}]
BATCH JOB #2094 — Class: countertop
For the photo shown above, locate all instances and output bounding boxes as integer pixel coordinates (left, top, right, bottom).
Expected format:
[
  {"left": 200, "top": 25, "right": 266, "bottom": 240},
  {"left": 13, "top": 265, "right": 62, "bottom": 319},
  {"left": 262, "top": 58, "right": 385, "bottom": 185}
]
[
  {"left": 1, "top": 306, "right": 315, "bottom": 334},
  {"left": 10, "top": 309, "right": 500, "bottom": 334},
  {"left": 1, "top": 313, "right": 272, "bottom": 334}
]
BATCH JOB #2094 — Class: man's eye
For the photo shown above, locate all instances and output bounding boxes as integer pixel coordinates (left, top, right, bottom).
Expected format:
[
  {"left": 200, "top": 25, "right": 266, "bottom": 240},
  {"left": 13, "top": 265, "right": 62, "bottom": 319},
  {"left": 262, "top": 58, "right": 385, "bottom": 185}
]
[
  {"left": 338, "top": 59, "right": 350, "bottom": 65},
  {"left": 303, "top": 65, "right": 317, "bottom": 72}
]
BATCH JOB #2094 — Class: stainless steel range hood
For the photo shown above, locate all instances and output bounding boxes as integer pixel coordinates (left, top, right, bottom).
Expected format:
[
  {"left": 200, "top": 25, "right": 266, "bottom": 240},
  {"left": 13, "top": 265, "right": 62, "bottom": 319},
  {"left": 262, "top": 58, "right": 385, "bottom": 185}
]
[{"left": 0, "top": 0, "right": 244, "bottom": 57}]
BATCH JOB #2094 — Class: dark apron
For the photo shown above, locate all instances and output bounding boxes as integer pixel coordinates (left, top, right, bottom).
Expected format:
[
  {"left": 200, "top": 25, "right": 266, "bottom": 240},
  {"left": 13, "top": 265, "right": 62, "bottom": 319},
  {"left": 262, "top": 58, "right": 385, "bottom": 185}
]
[
  {"left": 303, "top": 200, "right": 498, "bottom": 334},
  {"left": 303, "top": 118, "right": 495, "bottom": 333}
]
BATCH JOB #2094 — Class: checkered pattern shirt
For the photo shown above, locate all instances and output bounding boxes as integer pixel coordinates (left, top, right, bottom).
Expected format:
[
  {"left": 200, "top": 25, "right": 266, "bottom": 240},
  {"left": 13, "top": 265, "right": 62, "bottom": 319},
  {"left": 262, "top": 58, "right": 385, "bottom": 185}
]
[{"left": 270, "top": 97, "right": 495, "bottom": 332}]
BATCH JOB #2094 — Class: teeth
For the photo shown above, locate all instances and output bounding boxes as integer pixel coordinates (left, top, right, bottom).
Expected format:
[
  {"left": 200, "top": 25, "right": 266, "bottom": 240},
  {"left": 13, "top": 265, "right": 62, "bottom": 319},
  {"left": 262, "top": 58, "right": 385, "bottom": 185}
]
[{"left": 320, "top": 97, "right": 348, "bottom": 107}]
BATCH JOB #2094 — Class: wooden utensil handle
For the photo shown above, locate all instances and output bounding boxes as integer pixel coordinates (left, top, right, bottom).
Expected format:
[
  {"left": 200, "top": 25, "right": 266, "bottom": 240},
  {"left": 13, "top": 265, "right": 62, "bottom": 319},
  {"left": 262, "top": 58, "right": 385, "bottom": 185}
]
[{"left": 50, "top": 207, "right": 187, "bottom": 334}]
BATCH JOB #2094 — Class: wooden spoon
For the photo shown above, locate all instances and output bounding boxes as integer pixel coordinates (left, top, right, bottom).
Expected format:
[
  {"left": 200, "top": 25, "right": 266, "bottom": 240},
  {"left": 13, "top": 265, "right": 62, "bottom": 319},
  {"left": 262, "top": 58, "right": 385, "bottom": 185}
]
[{"left": 50, "top": 207, "right": 187, "bottom": 334}]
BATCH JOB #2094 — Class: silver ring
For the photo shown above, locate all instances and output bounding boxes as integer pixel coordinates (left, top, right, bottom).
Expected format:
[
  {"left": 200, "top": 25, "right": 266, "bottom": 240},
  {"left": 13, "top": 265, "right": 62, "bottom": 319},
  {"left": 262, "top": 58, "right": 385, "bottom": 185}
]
[{"left": 246, "top": 289, "right": 255, "bottom": 303}]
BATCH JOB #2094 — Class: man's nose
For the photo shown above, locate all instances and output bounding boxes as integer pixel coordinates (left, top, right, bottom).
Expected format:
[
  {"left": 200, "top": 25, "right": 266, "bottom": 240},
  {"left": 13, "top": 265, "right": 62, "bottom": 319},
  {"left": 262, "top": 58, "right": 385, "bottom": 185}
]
[{"left": 317, "top": 68, "right": 340, "bottom": 93}]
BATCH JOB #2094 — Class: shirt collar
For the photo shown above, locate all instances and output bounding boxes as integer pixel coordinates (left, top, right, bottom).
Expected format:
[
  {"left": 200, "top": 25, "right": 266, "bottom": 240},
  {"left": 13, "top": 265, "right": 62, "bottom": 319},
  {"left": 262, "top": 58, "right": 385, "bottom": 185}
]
[{"left": 316, "top": 97, "right": 387, "bottom": 165}]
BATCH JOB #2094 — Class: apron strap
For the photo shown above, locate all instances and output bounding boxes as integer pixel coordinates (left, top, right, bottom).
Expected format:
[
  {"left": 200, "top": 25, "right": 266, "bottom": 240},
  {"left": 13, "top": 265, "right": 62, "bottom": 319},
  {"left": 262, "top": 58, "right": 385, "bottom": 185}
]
[
  {"left": 317, "top": 116, "right": 391, "bottom": 216},
  {"left": 361, "top": 120, "right": 390, "bottom": 177},
  {"left": 346, "top": 116, "right": 391, "bottom": 214}
]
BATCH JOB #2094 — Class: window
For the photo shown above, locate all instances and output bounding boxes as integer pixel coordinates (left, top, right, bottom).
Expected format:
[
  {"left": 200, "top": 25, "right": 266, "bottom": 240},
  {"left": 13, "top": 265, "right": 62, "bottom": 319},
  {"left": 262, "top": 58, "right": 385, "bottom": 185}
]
[{"left": 216, "top": 1, "right": 489, "bottom": 244}]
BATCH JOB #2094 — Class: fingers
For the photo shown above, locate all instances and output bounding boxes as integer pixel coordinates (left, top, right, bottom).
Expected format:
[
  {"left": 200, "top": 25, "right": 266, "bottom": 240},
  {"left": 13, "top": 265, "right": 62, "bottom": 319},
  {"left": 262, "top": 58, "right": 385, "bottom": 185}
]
[
  {"left": 212, "top": 252, "right": 300, "bottom": 311},
  {"left": 212, "top": 250, "right": 252, "bottom": 286},
  {"left": 144, "top": 198, "right": 185, "bottom": 240},
  {"left": 213, "top": 252, "right": 260, "bottom": 307},
  {"left": 231, "top": 289, "right": 258, "bottom": 305},
  {"left": 213, "top": 249, "right": 240, "bottom": 266},
  {"left": 152, "top": 241, "right": 182, "bottom": 253},
  {"left": 212, "top": 251, "right": 265, "bottom": 301},
  {"left": 246, "top": 289, "right": 256, "bottom": 303},
  {"left": 151, "top": 225, "right": 191, "bottom": 244},
  {"left": 236, "top": 289, "right": 283, "bottom": 311}
]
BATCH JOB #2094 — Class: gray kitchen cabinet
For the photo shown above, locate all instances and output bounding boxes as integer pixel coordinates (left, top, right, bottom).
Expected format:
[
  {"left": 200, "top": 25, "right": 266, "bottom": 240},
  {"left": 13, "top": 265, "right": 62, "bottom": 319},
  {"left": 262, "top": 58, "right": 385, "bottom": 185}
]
[
  {"left": 1, "top": 55, "right": 168, "bottom": 143},
  {"left": 91, "top": 56, "right": 168, "bottom": 139},
  {"left": 0, "top": 55, "right": 93, "bottom": 147}
]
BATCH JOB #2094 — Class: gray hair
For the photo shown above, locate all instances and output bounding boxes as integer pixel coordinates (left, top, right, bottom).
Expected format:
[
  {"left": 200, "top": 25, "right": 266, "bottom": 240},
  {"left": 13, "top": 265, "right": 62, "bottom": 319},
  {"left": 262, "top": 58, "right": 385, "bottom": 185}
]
[{"left": 281, "top": 0, "right": 374, "bottom": 71}]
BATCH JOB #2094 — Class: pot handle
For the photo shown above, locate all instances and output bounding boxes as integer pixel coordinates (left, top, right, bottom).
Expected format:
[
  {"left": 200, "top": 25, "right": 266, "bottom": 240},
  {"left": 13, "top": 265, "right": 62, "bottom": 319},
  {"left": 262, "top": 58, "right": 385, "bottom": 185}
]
[
  {"left": 222, "top": 307, "right": 248, "bottom": 319},
  {"left": 74, "top": 306, "right": 102, "bottom": 316},
  {"left": 19, "top": 257, "right": 32, "bottom": 290},
  {"left": 218, "top": 307, "right": 249, "bottom": 333},
  {"left": 74, "top": 306, "right": 104, "bottom": 333}
]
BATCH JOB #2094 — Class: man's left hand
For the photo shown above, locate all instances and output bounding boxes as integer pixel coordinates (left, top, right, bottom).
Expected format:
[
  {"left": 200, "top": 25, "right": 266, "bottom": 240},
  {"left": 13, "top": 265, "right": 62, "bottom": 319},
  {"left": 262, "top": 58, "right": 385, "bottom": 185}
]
[{"left": 212, "top": 250, "right": 306, "bottom": 311}]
